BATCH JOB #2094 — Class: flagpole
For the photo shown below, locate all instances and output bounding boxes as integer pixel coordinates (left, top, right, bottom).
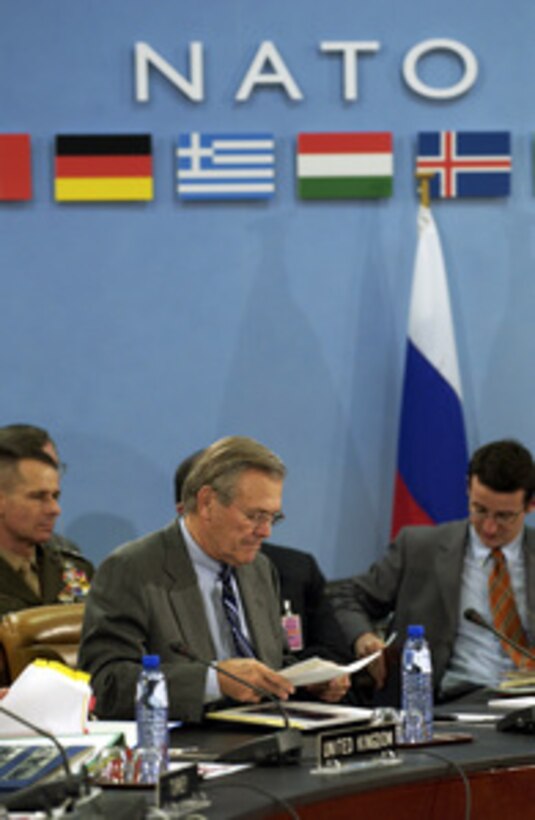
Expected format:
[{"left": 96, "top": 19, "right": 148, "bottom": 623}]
[
  {"left": 415, "top": 171, "right": 434, "bottom": 208},
  {"left": 390, "top": 171, "right": 468, "bottom": 538}
]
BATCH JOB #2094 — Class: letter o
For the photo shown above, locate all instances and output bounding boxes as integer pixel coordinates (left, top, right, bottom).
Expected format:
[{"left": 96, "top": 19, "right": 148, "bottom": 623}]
[{"left": 403, "top": 38, "right": 478, "bottom": 100}]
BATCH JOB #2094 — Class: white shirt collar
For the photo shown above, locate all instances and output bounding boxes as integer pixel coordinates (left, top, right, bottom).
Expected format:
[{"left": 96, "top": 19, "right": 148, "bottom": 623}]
[
  {"left": 178, "top": 516, "right": 220, "bottom": 578},
  {"left": 468, "top": 523, "right": 524, "bottom": 565}
]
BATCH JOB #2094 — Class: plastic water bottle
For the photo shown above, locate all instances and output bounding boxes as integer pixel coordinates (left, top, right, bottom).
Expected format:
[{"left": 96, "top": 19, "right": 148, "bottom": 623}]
[
  {"left": 401, "top": 624, "right": 433, "bottom": 744},
  {"left": 135, "top": 654, "right": 169, "bottom": 782}
]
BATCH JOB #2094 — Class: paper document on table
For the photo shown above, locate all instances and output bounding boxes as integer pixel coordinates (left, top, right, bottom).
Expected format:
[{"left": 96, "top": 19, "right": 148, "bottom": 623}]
[
  {"left": 496, "top": 670, "right": 535, "bottom": 694},
  {"left": 436, "top": 712, "right": 499, "bottom": 724},
  {"left": 280, "top": 632, "right": 397, "bottom": 687},
  {"left": 0, "top": 660, "right": 91, "bottom": 737},
  {"left": 86, "top": 720, "right": 138, "bottom": 747},
  {"left": 487, "top": 696, "right": 535, "bottom": 713}
]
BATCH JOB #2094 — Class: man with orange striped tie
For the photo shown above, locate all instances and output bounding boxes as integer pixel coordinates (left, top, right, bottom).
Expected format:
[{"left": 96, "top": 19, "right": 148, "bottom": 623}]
[{"left": 332, "top": 439, "right": 535, "bottom": 703}]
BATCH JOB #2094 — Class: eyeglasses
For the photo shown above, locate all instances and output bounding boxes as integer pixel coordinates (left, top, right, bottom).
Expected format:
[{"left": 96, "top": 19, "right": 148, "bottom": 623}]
[
  {"left": 233, "top": 504, "right": 285, "bottom": 528},
  {"left": 469, "top": 502, "right": 525, "bottom": 526}
]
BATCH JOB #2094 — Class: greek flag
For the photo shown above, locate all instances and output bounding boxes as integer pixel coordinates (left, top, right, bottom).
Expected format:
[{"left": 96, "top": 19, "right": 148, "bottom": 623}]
[{"left": 176, "top": 132, "right": 275, "bottom": 200}]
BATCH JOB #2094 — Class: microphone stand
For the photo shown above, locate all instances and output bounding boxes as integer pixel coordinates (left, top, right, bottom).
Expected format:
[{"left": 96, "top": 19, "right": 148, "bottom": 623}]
[
  {"left": 463, "top": 608, "right": 535, "bottom": 734},
  {"left": 170, "top": 642, "right": 303, "bottom": 765},
  {"left": 0, "top": 703, "right": 93, "bottom": 813},
  {"left": 463, "top": 608, "right": 535, "bottom": 664}
]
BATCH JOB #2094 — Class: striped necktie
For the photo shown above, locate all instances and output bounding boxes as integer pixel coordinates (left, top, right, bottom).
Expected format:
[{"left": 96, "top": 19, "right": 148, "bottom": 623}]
[
  {"left": 219, "top": 564, "right": 255, "bottom": 658},
  {"left": 488, "top": 548, "right": 531, "bottom": 667}
]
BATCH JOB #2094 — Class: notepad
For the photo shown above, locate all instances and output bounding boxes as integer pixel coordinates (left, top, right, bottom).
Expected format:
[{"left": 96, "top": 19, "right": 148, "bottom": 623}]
[
  {"left": 207, "top": 700, "right": 373, "bottom": 731},
  {"left": 0, "top": 745, "right": 88, "bottom": 791}
]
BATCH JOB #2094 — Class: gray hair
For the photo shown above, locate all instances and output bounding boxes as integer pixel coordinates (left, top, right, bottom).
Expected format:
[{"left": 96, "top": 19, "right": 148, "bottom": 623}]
[{"left": 182, "top": 436, "right": 286, "bottom": 514}]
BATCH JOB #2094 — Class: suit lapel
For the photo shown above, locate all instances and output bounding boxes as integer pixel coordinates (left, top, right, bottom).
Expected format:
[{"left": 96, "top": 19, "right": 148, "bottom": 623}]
[
  {"left": 236, "top": 561, "right": 279, "bottom": 664},
  {"left": 434, "top": 522, "right": 469, "bottom": 629},
  {"left": 522, "top": 527, "right": 535, "bottom": 639},
  {"left": 434, "top": 524, "right": 535, "bottom": 639},
  {"left": 162, "top": 522, "right": 217, "bottom": 660}
]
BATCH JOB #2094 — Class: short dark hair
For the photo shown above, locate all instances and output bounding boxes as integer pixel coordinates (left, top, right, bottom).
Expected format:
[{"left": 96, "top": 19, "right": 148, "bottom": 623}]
[
  {"left": 173, "top": 449, "right": 204, "bottom": 505},
  {"left": 468, "top": 439, "right": 535, "bottom": 503},
  {"left": 0, "top": 424, "right": 56, "bottom": 454},
  {"left": 0, "top": 445, "right": 58, "bottom": 491}
]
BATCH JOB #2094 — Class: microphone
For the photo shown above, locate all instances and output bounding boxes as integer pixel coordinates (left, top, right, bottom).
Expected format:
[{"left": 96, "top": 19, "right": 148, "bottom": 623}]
[
  {"left": 464, "top": 609, "right": 535, "bottom": 736},
  {"left": 170, "top": 641, "right": 303, "bottom": 765},
  {"left": 0, "top": 703, "right": 92, "bottom": 812},
  {"left": 463, "top": 608, "right": 535, "bottom": 664}
]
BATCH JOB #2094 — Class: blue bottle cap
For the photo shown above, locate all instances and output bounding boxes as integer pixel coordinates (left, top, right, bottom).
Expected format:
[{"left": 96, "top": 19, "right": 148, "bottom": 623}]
[
  {"left": 407, "top": 624, "right": 424, "bottom": 638},
  {"left": 142, "top": 654, "right": 160, "bottom": 669}
]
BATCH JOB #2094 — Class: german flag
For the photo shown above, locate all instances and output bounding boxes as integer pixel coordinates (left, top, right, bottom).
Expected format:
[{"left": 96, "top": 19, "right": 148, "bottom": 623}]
[{"left": 55, "top": 134, "right": 153, "bottom": 201}]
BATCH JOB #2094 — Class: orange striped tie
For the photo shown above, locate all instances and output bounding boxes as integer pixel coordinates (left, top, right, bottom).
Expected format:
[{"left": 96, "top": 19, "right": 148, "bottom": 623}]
[{"left": 488, "top": 548, "right": 531, "bottom": 668}]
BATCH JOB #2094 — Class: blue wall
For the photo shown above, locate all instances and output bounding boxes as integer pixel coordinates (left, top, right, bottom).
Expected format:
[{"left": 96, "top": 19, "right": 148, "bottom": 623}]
[{"left": 2, "top": 0, "right": 534, "bottom": 577}]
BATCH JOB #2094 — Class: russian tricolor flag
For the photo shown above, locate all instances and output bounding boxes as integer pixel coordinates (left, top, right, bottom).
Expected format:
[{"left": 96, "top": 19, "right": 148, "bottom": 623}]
[{"left": 391, "top": 205, "right": 468, "bottom": 538}]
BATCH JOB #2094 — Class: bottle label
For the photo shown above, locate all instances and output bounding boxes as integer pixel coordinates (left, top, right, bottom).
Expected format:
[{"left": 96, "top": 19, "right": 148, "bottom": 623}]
[
  {"left": 281, "top": 613, "right": 303, "bottom": 651},
  {"left": 411, "top": 647, "right": 432, "bottom": 674}
]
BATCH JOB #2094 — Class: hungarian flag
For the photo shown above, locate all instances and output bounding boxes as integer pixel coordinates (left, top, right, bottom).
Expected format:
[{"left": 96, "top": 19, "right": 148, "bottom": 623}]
[
  {"left": 391, "top": 204, "right": 468, "bottom": 538},
  {"left": 55, "top": 134, "right": 153, "bottom": 201},
  {"left": 297, "top": 132, "right": 393, "bottom": 199},
  {"left": 0, "top": 134, "right": 32, "bottom": 201}
]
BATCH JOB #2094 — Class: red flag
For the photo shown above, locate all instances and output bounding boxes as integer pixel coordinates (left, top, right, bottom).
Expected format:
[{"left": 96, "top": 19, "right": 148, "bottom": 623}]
[{"left": 0, "top": 134, "right": 32, "bottom": 201}]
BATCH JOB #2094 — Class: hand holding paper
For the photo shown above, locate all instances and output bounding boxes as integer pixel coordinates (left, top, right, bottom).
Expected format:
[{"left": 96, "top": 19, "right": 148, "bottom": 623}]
[{"left": 279, "top": 633, "right": 397, "bottom": 688}]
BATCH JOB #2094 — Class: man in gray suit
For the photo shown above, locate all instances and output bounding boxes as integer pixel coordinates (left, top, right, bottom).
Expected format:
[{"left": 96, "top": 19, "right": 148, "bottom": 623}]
[
  {"left": 331, "top": 439, "right": 535, "bottom": 702},
  {"left": 79, "top": 436, "right": 349, "bottom": 722}
]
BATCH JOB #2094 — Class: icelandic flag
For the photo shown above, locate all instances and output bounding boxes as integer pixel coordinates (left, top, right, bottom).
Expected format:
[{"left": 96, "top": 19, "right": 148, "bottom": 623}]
[
  {"left": 176, "top": 132, "right": 275, "bottom": 200},
  {"left": 416, "top": 131, "right": 511, "bottom": 199},
  {"left": 391, "top": 205, "right": 468, "bottom": 538}
]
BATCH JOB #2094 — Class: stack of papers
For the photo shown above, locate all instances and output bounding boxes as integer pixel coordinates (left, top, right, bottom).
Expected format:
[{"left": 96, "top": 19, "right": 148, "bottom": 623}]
[{"left": 0, "top": 660, "right": 91, "bottom": 738}]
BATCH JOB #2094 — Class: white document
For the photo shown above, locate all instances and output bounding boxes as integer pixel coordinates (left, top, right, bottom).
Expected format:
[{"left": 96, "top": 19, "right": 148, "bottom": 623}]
[
  {"left": 487, "top": 695, "right": 535, "bottom": 713},
  {"left": 279, "top": 633, "right": 397, "bottom": 688},
  {"left": 0, "top": 660, "right": 91, "bottom": 738},
  {"left": 86, "top": 720, "right": 138, "bottom": 747},
  {"left": 437, "top": 712, "right": 500, "bottom": 724},
  {"left": 84, "top": 719, "right": 181, "bottom": 747}
]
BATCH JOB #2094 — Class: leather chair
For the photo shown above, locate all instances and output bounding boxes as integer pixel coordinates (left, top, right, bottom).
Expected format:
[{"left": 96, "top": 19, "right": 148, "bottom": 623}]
[{"left": 0, "top": 603, "right": 85, "bottom": 685}]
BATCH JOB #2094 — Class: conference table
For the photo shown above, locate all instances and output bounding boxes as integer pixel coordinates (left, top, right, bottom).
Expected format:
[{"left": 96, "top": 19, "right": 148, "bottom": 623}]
[
  {"left": 10, "top": 692, "right": 531, "bottom": 819},
  {"left": 168, "top": 698, "right": 535, "bottom": 819}
]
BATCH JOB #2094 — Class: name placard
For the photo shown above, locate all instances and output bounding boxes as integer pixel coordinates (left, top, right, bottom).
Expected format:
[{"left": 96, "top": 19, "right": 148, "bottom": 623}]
[
  {"left": 317, "top": 722, "right": 396, "bottom": 768},
  {"left": 157, "top": 762, "right": 199, "bottom": 807}
]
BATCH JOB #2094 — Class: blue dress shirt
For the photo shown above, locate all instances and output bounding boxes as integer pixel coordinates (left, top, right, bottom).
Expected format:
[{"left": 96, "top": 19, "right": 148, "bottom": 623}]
[
  {"left": 178, "top": 517, "right": 253, "bottom": 703},
  {"left": 441, "top": 526, "right": 529, "bottom": 693}
]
